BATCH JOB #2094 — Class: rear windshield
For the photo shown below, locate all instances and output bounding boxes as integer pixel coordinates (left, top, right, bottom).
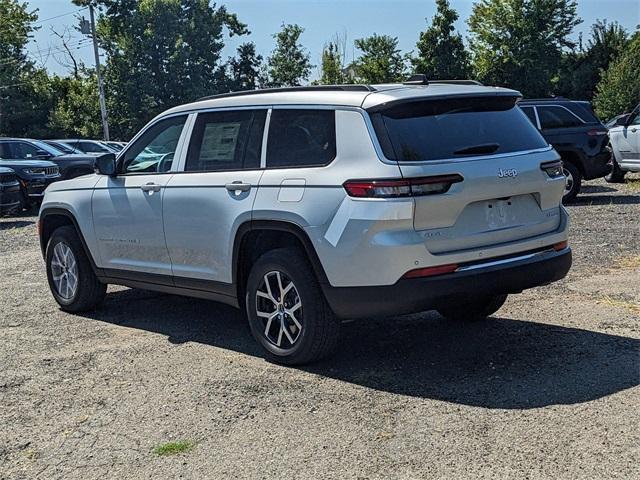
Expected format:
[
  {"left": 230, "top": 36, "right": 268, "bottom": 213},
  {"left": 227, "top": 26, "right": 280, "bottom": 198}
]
[{"left": 370, "top": 96, "right": 548, "bottom": 162}]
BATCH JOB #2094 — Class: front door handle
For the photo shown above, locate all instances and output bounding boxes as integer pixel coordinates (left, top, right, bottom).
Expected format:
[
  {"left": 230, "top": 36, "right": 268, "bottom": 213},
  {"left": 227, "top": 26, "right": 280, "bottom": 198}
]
[
  {"left": 631, "top": 127, "right": 637, "bottom": 133},
  {"left": 141, "top": 182, "right": 161, "bottom": 192},
  {"left": 225, "top": 181, "right": 251, "bottom": 192}
]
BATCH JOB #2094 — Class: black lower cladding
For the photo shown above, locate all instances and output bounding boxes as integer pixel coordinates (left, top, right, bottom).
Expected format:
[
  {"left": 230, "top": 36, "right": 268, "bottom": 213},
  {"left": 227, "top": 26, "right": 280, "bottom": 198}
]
[
  {"left": 0, "top": 182, "right": 21, "bottom": 213},
  {"left": 322, "top": 248, "right": 572, "bottom": 319}
]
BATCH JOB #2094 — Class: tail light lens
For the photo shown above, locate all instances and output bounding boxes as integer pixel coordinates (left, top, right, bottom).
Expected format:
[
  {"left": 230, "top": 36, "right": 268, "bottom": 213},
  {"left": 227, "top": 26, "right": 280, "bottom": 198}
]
[
  {"left": 540, "top": 160, "right": 564, "bottom": 178},
  {"left": 587, "top": 129, "right": 607, "bottom": 136},
  {"left": 402, "top": 263, "right": 459, "bottom": 279},
  {"left": 343, "top": 174, "right": 463, "bottom": 198},
  {"left": 553, "top": 240, "right": 568, "bottom": 251}
]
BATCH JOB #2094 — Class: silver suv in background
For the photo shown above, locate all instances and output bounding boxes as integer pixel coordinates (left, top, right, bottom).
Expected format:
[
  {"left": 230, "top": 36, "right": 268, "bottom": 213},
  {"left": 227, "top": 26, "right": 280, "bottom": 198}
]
[
  {"left": 606, "top": 103, "right": 640, "bottom": 182},
  {"left": 39, "top": 78, "right": 571, "bottom": 364}
]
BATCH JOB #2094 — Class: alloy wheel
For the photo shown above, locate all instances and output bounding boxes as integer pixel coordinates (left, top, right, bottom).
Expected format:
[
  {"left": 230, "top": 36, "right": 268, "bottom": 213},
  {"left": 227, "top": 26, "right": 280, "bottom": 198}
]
[
  {"left": 563, "top": 167, "right": 574, "bottom": 196},
  {"left": 255, "top": 271, "right": 303, "bottom": 349},
  {"left": 51, "top": 242, "right": 79, "bottom": 300}
]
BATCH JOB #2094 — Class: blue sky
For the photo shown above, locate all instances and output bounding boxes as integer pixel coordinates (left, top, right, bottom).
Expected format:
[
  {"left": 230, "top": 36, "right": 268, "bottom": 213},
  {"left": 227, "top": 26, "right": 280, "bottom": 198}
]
[{"left": 28, "top": 0, "right": 640, "bottom": 78}]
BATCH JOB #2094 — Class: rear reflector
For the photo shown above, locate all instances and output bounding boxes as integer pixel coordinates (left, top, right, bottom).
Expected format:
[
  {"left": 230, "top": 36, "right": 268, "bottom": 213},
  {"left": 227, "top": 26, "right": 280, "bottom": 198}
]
[
  {"left": 553, "top": 241, "right": 568, "bottom": 251},
  {"left": 343, "top": 174, "right": 463, "bottom": 198},
  {"left": 402, "top": 263, "right": 459, "bottom": 279},
  {"left": 587, "top": 129, "right": 608, "bottom": 136}
]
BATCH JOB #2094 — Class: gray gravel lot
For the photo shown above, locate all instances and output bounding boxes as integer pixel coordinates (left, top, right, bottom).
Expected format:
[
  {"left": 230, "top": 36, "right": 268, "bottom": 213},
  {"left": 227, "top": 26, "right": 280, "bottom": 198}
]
[{"left": 1, "top": 176, "right": 639, "bottom": 479}]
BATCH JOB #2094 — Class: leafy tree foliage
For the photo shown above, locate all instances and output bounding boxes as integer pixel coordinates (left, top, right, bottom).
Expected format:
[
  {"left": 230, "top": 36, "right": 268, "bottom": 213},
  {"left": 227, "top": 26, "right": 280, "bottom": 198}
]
[
  {"left": 48, "top": 71, "right": 102, "bottom": 138},
  {"left": 319, "top": 42, "right": 345, "bottom": 84},
  {"left": 352, "top": 34, "right": 406, "bottom": 83},
  {"left": 556, "top": 20, "right": 629, "bottom": 100},
  {"left": 267, "top": 24, "right": 313, "bottom": 87},
  {"left": 594, "top": 31, "right": 640, "bottom": 120},
  {"left": 412, "top": 0, "right": 470, "bottom": 79},
  {"left": 226, "top": 42, "right": 265, "bottom": 91},
  {"left": 468, "top": 0, "right": 581, "bottom": 97},
  {"left": 87, "top": 0, "right": 247, "bottom": 139}
]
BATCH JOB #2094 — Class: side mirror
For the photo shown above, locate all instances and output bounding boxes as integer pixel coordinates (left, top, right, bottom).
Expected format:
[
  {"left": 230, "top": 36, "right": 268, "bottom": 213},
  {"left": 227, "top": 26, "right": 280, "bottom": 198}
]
[
  {"left": 35, "top": 150, "right": 52, "bottom": 160},
  {"left": 615, "top": 114, "right": 630, "bottom": 126},
  {"left": 95, "top": 153, "right": 116, "bottom": 176}
]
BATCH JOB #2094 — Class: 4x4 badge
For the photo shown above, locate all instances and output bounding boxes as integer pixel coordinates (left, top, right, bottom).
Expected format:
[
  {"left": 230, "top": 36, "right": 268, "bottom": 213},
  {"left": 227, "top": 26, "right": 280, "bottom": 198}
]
[{"left": 498, "top": 168, "right": 518, "bottom": 178}]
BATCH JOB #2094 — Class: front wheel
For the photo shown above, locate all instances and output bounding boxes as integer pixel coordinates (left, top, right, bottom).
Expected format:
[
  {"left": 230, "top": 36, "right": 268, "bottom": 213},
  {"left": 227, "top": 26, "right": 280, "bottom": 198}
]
[
  {"left": 437, "top": 294, "right": 508, "bottom": 322},
  {"left": 562, "top": 162, "right": 582, "bottom": 203},
  {"left": 245, "top": 248, "right": 340, "bottom": 365},
  {"left": 46, "top": 225, "right": 106, "bottom": 312},
  {"left": 605, "top": 156, "right": 626, "bottom": 183}
]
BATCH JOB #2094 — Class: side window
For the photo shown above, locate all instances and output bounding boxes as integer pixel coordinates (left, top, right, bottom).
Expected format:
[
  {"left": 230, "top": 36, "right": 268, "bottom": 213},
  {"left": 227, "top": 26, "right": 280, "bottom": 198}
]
[
  {"left": 13, "top": 142, "right": 40, "bottom": 159},
  {"left": 80, "top": 142, "right": 106, "bottom": 153},
  {"left": 185, "top": 109, "right": 266, "bottom": 172},
  {"left": 629, "top": 106, "right": 640, "bottom": 126},
  {"left": 121, "top": 115, "right": 187, "bottom": 174},
  {"left": 537, "top": 106, "right": 583, "bottom": 129},
  {"left": 520, "top": 106, "right": 538, "bottom": 127},
  {"left": 0, "top": 142, "right": 12, "bottom": 159},
  {"left": 266, "top": 109, "right": 336, "bottom": 168}
]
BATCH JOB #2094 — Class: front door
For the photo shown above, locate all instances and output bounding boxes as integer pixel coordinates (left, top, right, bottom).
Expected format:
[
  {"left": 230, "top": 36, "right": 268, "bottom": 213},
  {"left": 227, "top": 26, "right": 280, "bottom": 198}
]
[
  {"left": 163, "top": 109, "right": 267, "bottom": 288},
  {"left": 92, "top": 114, "right": 188, "bottom": 275}
]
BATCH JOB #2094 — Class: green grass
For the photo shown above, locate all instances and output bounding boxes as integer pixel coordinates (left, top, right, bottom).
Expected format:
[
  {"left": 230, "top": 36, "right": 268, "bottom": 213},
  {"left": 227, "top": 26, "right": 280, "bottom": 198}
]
[{"left": 153, "top": 440, "right": 195, "bottom": 456}]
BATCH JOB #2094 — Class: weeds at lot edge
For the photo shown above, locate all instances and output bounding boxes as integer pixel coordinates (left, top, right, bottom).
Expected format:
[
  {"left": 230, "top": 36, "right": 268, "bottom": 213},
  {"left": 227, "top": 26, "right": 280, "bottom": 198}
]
[
  {"left": 614, "top": 255, "right": 640, "bottom": 269},
  {"left": 602, "top": 295, "right": 640, "bottom": 315},
  {"left": 618, "top": 178, "right": 640, "bottom": 193},
  {"left": 153, "top": 440, "right": 195, "bottom": 456}
]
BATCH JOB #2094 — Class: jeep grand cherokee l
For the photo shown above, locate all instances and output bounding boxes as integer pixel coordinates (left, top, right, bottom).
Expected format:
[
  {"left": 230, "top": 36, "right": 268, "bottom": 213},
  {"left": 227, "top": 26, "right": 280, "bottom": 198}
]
[{"left": 38, "top": 79, "right": 572, "bottom": 364}]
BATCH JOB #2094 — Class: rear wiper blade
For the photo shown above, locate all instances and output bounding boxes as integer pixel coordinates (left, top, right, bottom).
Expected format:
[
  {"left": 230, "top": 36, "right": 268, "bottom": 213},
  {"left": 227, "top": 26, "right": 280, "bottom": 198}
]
[{"left": 453, "top": 143, "right": 500, "bottom": 155}]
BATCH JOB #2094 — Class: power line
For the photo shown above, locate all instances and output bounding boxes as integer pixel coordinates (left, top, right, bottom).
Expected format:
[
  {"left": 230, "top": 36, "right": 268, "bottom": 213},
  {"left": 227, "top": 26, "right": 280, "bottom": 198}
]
[
  {"left": 0, "top": 40, "right": 92, "bottom": 67},
  {"left": 32, "top": 7, "right": 88, "bottom": 26}
]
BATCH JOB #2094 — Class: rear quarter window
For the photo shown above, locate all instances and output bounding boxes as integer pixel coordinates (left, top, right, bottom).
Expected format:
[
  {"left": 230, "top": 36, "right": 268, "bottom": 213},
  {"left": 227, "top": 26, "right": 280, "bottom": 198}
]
[
  {"left": 371, "top": 96, "right": 548, "bottom": 162},
  {"left": 266, "top": 109, "right": 336, "bottom": 168}
]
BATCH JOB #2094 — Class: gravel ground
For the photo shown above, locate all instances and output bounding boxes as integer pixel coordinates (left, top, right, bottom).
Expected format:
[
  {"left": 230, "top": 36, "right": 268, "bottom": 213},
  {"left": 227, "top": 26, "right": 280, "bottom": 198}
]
[{"left": 1, "top": 176, "right": 639, "bottom": 479}]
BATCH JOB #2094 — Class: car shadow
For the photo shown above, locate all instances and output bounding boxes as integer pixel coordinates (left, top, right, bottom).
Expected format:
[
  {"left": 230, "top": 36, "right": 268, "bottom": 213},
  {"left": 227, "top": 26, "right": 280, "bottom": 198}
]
[
  {"left": 568, "top": 193, "right": 640, "bottom": 206},
  {"left": 0, "top": 219, "right": 35, "bottom": 229},
  {"left": 580, "top": 184, "right": 618, "bottom": 194},
  {"left": 81, "top": 288, "right": 640, "bottom": 410}
]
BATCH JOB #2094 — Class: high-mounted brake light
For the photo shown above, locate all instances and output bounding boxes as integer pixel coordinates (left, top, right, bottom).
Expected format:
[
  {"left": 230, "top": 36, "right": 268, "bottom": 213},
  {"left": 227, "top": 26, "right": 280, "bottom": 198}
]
[
  {"left": 343, "top": 174, "right": 463, "bottom": 198},
  {"left": 540, "top": 160, "right": 564, "bottom": 178}
]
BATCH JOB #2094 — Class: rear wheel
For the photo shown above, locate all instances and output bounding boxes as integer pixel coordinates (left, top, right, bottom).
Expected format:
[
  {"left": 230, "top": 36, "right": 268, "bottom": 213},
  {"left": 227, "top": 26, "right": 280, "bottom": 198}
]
[
  {"left": 245, "top": 248, "right": 340, "bottom": 365},
  {"left": 437, "top": 294, "right": 508, "bottom": 322},
  {"left": 562, "top": 161, "right": 581, "bottom": 203},
  {"left": 46, "top": 225, "right": 106, "bottom": 312}
]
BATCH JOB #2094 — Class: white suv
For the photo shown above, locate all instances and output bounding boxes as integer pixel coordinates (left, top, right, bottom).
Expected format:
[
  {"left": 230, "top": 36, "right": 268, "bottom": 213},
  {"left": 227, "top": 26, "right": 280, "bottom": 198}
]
[{"left": 39, "top": 78, "right": 571, "bottom": 364}]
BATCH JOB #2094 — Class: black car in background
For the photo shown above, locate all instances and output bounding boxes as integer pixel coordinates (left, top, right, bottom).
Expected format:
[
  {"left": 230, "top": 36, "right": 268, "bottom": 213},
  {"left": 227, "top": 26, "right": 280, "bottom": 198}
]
[
  {"left": 519, "top": 98, "right": 611, "bottom": 202},
  {"left": 0, "top": 138, "right": 95, "bottom": 180},
  {"left": 42, "top": 140, "right": 85, "bottom": 155},
  {"left": 0, "top": 167, "right": 21, "bottom": 215},
  {"left": 0, "top": 159, "right": 61, "bottom": 210}
]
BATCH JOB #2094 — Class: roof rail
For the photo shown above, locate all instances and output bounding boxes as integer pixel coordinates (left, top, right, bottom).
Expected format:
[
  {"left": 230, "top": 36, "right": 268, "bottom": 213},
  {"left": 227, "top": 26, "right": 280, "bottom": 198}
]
[
  {"left": 197, "top": 84, "right": 375, "bottom": 102},
  {"left": 430, "top": 79, "right": 484, "bottom": 86},
  {"left": 403, "top": 74, "right": 429, "bottom": 85}
]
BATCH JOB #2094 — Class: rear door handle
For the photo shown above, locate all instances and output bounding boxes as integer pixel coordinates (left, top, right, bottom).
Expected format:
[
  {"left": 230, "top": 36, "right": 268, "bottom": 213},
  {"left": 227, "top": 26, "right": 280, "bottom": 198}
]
[
  {"left": 140, "top": 182, "right": 161, "bottom": 192},
  {"left": 225, "top": 181, "right": 251, "bottom": 192}
]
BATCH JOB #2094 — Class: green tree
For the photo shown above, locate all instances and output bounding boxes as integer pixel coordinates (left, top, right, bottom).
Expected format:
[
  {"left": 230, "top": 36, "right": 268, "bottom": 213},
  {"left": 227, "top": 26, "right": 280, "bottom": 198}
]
[
  {"left": 353, "top": 34, "right": 406, "bottom": 83},
  {"left": 319, "top": 42, "right": 344, "bottom": 84},
  {"left": 593, "top": 31, "right": 640, "bottom": 120},
  {"left": 412, "top": 0, "right": 470, "bottom": 79},
  {"left": 267, "top": 24, "right": 313, "bottom": 87},
  {"left": 0, "top": 0, "right": 55, "bottom": 137},
  {"left": 556, "top": 20, "right": 629, "bottom": 100},
  {"left": 48, "top": 71, "right": 102, "bottom": 138},
  {"left": 468, "top": 0, "right": 581, "bottom": 97},
  {"left": 82, "top": 0, "right": 248, "bottom": 139},
  {"left": 226, "top": 42, "right": 264, "bottom": 91}
]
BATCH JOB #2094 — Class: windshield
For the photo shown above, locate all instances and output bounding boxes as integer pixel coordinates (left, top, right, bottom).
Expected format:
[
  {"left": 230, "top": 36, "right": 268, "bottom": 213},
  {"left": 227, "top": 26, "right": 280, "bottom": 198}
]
[
  {"left": 370, "top": 96, "right": 549, "bottom": 161},
  {"left": 32, "top": 140, "right": 65, "bottom": 156}
]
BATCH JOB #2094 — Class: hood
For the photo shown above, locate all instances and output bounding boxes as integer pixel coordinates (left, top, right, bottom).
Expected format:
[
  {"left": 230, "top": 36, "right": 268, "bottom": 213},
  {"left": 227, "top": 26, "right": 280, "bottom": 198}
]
[
  {"left": 53, "top": 154, "right": 97, "bottom": 163},
  {"left": 0, "top": 166, "right": 16, "bottom": 174},
  {"left": 0, "top": 159, "right": 58, "bottom": 169}
]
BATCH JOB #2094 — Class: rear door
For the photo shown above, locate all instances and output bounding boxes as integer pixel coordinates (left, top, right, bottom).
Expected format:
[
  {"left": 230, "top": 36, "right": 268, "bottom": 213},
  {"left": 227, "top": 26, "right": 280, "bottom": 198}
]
[
  {"left": 163, "top": 108, "right": 267, "bottom": 288},
  {"left": 369, "top": 95, "right": 564, "bottom": 254}
]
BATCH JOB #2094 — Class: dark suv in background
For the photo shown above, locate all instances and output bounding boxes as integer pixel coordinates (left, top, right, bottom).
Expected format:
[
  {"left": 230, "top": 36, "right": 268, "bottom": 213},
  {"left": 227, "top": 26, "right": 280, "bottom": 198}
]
[
  {"left": 519, "top": 98, "right": 610, "bottom": 202},
  {"left": 0, "top": 138, "right": 96, "bottom": 180}
]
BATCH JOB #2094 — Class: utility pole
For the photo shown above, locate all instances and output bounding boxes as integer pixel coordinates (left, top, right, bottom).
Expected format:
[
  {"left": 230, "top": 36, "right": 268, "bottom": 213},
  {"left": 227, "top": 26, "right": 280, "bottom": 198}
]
[{"left": 88, "top": 5, "right": 109, "bottom": 141}]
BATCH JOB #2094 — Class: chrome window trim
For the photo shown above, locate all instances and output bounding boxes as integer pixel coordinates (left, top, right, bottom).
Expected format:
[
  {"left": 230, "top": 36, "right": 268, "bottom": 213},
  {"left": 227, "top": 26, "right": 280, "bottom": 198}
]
[
  {"left": 260, "top": 108, "right": 272, "bottom": 169},
  {"left": 455, "top": 249, "right": 558, "bottom": 272}
]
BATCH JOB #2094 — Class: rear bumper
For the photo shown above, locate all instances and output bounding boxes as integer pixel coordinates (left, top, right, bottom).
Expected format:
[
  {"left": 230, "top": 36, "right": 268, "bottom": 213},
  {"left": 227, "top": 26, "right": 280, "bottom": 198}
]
[
  {"left": 322, "top": 247, "right": 572, "bottom": 319},
  {"left": 581, "top": 150, "right": 611, "bottom": 180}
]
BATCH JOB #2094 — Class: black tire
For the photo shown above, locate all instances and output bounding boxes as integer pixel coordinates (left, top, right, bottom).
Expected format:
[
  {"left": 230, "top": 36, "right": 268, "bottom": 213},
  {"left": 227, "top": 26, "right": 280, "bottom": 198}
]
[
  {"left": 562, "top": 161, "right": 582, "bottom": 203},
  {"left": 46, "top": 225, "right": 106, "bottom": 312},
  {"left": 245, "top": 248, "right": 340, "bottom": 365},
  {"left": 437, "top": 294, "right": 508, "bottom": 322},
  {"left": 605, "top": 155, "right": 627, "bottom": 183},
  {"left": 18, "top": 187, "right": 30, "bottom": 211}
]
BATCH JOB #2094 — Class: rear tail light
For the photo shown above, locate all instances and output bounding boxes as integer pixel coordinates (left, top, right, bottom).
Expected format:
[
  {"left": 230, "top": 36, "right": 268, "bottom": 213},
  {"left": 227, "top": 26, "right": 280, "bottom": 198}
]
[
  {"left": 402, "top": 263, "right": 459, "bottom": 279},
  {"left": 553, "top": 240, "right": 568, "bottom": 251},
  {"left": 343, "top": 174, "right": 463, "bottom": 198},
  {"left": 540, "top": 160, "right": 564, "bottom": 178},
  {"left": 587, "top": 129, "right": 607, "bottom": 136}
]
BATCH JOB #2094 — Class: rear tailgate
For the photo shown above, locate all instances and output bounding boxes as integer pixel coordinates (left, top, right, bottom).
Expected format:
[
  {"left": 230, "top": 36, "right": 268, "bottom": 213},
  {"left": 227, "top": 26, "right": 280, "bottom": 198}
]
[{"left": 369, "top": 95, "right": 565, "bottom": 254}]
